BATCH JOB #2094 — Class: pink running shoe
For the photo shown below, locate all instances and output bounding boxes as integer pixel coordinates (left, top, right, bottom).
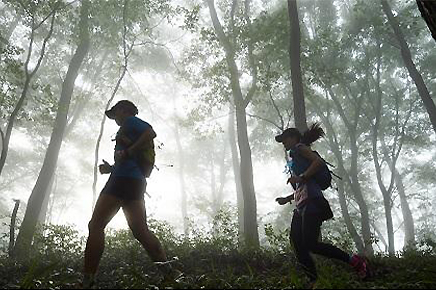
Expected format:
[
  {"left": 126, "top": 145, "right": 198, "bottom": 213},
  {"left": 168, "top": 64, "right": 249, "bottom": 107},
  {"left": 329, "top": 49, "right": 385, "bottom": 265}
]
[{"left": 350, "top": 254, "right": 369, "bottom": 279}]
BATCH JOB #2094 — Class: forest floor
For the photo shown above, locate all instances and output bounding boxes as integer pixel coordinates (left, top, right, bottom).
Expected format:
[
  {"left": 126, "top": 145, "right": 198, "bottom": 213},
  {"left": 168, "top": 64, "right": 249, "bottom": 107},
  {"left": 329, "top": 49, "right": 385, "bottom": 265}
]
[{"left": 1, "top": 225, "right": 436, "bottom": 289}]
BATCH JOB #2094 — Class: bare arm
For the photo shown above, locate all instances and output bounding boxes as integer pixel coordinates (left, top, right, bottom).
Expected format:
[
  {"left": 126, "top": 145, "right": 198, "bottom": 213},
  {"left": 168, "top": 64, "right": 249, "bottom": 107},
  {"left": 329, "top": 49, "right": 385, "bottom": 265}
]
[
  {"left": 287, "top": 145, "right": 324, "bottom": 184},
  {"left": 298, "top": 145, "right": 324, "bottom": 179},
  {"left": 276, "top": 194, "right": 295, "bottom": 205}
]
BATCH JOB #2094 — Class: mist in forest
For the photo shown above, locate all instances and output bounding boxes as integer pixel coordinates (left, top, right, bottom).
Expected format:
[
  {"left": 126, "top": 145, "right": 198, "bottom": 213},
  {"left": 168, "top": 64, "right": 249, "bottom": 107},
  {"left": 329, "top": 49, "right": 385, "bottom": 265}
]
[{"left": 1, "top": 1, "right": 436, "bottom": 287}]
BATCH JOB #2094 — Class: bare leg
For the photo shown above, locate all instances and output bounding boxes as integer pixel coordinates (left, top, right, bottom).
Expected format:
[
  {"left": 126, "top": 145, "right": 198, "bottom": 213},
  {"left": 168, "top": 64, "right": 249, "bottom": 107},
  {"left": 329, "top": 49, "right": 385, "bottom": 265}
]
[
  {"left": 84, "top": 194, "right": 122, "bottom": 275},
  {"left": 122, "top": 199, "right": 167, "bottom": 262}
]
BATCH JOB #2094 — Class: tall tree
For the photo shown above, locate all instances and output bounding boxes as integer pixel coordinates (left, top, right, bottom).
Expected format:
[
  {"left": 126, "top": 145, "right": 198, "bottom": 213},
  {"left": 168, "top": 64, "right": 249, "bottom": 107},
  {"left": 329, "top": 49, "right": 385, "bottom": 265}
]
[
  {"left": 369, "top": 46, "right": 396, "bottom": 255},
  {"left": 0, "top": 1, "right": 59, "bottom": 177},
  {"left": 13, "top": 0, "right": 90, "bottom": 258},
  {"left": 287, "top": 0, "right": 307, "bottom": 131},
  {"left": 205, "top": 0, "right": 259, "bottom": 248},
  {"left": 92, "top": 0, "right": 134, "bottom": 209},
  {"left": 228, "top": 108, "right": 244, "bottom": 240},
  {"left": 382, "top": 0, "right": 436, "bottom": 134}
]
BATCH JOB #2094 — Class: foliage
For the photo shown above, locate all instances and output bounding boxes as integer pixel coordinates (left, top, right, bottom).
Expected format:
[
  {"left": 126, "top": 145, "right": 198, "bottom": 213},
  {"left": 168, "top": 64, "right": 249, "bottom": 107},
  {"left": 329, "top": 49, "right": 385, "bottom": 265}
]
[{"left": 0, "top": 215, "right": 435, "bottom": 289}]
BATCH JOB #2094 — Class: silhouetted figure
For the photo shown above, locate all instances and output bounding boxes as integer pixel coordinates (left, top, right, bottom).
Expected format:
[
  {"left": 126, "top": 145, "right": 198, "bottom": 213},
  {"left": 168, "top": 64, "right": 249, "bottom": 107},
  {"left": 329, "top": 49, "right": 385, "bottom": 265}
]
[
  {"left": 275, "top": 123, "right": 368, "bottom": 286},
  {"left": 82, "top": 100, "right": 181, "bottom": 288}
]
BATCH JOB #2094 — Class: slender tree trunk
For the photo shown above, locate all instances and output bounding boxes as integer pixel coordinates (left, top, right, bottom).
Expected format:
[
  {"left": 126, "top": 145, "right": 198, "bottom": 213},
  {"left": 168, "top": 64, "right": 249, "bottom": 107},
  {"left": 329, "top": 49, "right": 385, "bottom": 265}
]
[
  {"left": 12, "top": 0, "right": 90, "bottom": 259},
  {"left": 92, "top": 67, "right": 128, "bottom": 210},
  {"left": 92, "top": 0, "right": 133, "bottom": 210},
  {"left": 380, "top": 140, "right": 415, "bottom": 247},
  {"left": 337, "top": 177, "right": 365, "bottom": 253},
  {"left": 206, "top": 0, "right": 259, "bottom": 247},
  {"left": 371, "top": 51, "right": 395, "bottom": 255},
  {"left": 210, "top": 151, "right": 218, "bottom": 216},
  {"left": 174, "top": 121, "right": 189, "bottom": 236},
  {"left": 235, "top": 107, "right": 259, "bottom": 247},
  {"left": 372, "top": 221, "right": 389, "bottom": 251},
  {"left": 382, "top": 0, "right": 436, "bottom": 134},
  {"left": 0, "top": 8, "right": 57, "bottom": 177},
  {"left": 287, "top": 0, "right": 307, "bottom": 132},
  {"left": 309, "top": 98, "right": 366, "bottom": 253},
  {"left": 326, "top": 85, "right": 374, "bottom": 255},
  {"left": 8, "top": 199, "right": 20, "bottom": 257},
  {"left": 228, "top": 108, "right": 244, "bottom": 239},
  {"left": 348, "top": 129, "right": 374, "bottom": 256},
  {"left": 217, "top": 139, "right": 227, "bottom": 209}
]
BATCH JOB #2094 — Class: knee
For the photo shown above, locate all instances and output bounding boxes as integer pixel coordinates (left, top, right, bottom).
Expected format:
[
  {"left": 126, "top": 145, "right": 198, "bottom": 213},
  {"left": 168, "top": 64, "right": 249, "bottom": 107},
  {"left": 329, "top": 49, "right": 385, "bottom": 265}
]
[{"left": 88, "top": 219, "right": 106, "bottom": 233}]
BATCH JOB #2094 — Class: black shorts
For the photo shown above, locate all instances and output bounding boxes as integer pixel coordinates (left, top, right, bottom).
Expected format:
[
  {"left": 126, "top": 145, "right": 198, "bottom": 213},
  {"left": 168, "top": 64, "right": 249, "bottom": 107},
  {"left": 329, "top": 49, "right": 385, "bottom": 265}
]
[{"left": 101, "top": 176, "right": 146, "bottom": 201}]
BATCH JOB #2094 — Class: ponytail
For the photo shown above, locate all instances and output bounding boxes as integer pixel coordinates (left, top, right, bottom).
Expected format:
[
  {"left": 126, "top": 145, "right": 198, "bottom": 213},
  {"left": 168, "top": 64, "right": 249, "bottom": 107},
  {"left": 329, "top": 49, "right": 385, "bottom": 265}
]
[{"left": 300, "top": 122, "right": 325, "bottom": 146}]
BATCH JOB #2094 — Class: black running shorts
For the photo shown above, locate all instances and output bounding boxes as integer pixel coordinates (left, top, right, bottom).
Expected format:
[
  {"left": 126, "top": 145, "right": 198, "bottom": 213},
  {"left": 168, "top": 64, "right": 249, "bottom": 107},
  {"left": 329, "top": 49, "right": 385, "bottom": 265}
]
[{"left": 101, "top": 176, "right": 146, "bottom": 201}]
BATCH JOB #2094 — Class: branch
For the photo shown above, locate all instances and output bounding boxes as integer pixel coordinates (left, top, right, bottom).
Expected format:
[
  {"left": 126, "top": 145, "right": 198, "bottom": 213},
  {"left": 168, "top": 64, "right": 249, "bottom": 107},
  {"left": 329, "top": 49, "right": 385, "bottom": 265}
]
[
  {"left": 268, "top": 87, "right": 284, "bottom": 130},
  {"left": 134, "top": 40, "right": 181, "bottom": 73},
  {"left": 34, "top": 1, "right": 62, "bottom": 30},
  {"left": 230, "top": 0, "right": 238, "bottom": 34},
  {"left": 246, "top": 113, "right": 282, "bottom": 130},
  {"left": 29, "top": 8, "right": 57, "bottom": 78},
  {"left": 23, "top": 16, "right": 36, "bottom": 78},
  {"left": 242, "top": 0, "right": 258, "bottom": 107},
  {"left": 0, "top": 127, "right": 4, "bottom": 151}
]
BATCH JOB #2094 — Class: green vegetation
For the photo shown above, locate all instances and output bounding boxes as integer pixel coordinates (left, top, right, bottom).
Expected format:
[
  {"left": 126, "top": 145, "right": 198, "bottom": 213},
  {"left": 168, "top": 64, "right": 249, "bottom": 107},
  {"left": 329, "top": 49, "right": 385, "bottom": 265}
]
[{"left": 1, "top": 211, "right": 435, "bottom": 289}]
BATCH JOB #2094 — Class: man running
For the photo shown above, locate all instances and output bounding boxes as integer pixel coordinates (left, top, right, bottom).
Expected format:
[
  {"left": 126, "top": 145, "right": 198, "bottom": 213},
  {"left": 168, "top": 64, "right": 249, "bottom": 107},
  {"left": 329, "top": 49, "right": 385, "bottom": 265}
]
[{"left": 82, "top": 100, "right": 177, "bottom": 287}]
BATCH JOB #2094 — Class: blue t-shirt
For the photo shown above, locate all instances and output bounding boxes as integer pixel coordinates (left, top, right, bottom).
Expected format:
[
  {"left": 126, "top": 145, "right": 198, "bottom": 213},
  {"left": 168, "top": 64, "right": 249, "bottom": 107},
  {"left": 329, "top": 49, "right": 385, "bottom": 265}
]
[
  {"left": 111, "top": 116, "right": 151, "bottom": 180},
  {"left": 289, "top": 144, "right": 323, "bottom": 212}
]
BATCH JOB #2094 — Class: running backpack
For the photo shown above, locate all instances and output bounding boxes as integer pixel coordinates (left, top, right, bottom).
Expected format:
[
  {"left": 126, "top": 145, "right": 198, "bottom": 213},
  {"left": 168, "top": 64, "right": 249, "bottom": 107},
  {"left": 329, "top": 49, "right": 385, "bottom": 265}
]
[
  {"left": 289, "top": 144, "right": 334, "bottom": 190},
  {"left": 116, "top": 129, "right": 156, "bottom": 178},
  {"left": 312, "top": 151, "right": 333, "bottom": 190}
]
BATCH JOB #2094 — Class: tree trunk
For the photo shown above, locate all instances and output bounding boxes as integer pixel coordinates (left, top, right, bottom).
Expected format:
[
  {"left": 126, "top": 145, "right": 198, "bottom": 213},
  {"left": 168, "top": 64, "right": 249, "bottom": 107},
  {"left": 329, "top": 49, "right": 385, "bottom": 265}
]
[
  {"left": 348, "top": 129, "right": 374, "bottom": 256},
  {"left": 337, "top": 177, "right": 365, "bottom": 253},
  {"left": 309, "top": 97, "right": 366, "bottom": 253},
  {"left": 380, "top": 140, "right": 415, "bottom": 247},
  {"left": 228, "top": 108, "right": 244, "bottom": 239},
  {"left": 12, "top": 0, "right": 90, "bottom": 259},
  {"left": 92, "top": 0, "right": 132, "bottom": 210},
  {"left": 8, "top": 199, "right": 20, "bottom": 257},
  {"left": 382, "top": 0, "right": 436, "bottom": 134},
  {"left": 372, "top": 221, "right": 389, "bottom": 251},
  {"left": 174, "top": 121, "right": 189, "bottom": 236},
  {"left": 37, "top": 56, "right": 106, "bottom": 224},
  {"left": 287, "top": 0, "right": 307, "bottom": 132},
  {"left": 0, "top": 6, "right": 58, "bottom": 177},
  {"left": 235, "top": 107, "right": 259, "bottom": 248},
  {"left": 206, "top": 0, "right": 259, "bottom": 248},
  {"left": 210, "top": 150, "right": 218, "bottom": 215},
  {"left": 395, "top": 169, "right": 415, "bottom": 247},
  {"left": 37, "top": 174, "right": 55, "bottom": 224},
  {"left": 217, "top": 139, "right": 227, "bottom": 209},
  {"left": 416, "top": 0, "right": 436, "bottom": 42},
  {"left": 91, "top": 65, "right": 128, "bottom": 210},
  {"left": 326, "top": 85, "right": 374, "bottom": 255},
  {"left": 371, "top": 50, "right": 395, "bottom": 255}
]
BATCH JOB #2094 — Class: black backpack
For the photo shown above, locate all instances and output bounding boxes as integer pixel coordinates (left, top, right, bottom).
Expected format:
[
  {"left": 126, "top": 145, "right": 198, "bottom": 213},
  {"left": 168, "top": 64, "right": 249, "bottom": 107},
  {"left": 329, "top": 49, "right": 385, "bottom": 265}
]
[{"left": 290, "top": 145, "right": 337, "bottom": 190}]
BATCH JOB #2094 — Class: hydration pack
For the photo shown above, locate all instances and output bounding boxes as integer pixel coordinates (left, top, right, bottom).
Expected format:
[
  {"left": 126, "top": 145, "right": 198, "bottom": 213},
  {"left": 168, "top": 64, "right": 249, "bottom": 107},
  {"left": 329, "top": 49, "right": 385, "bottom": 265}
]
[{"left": 289, "top": 144, "right": 336, "bottom": 190}]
